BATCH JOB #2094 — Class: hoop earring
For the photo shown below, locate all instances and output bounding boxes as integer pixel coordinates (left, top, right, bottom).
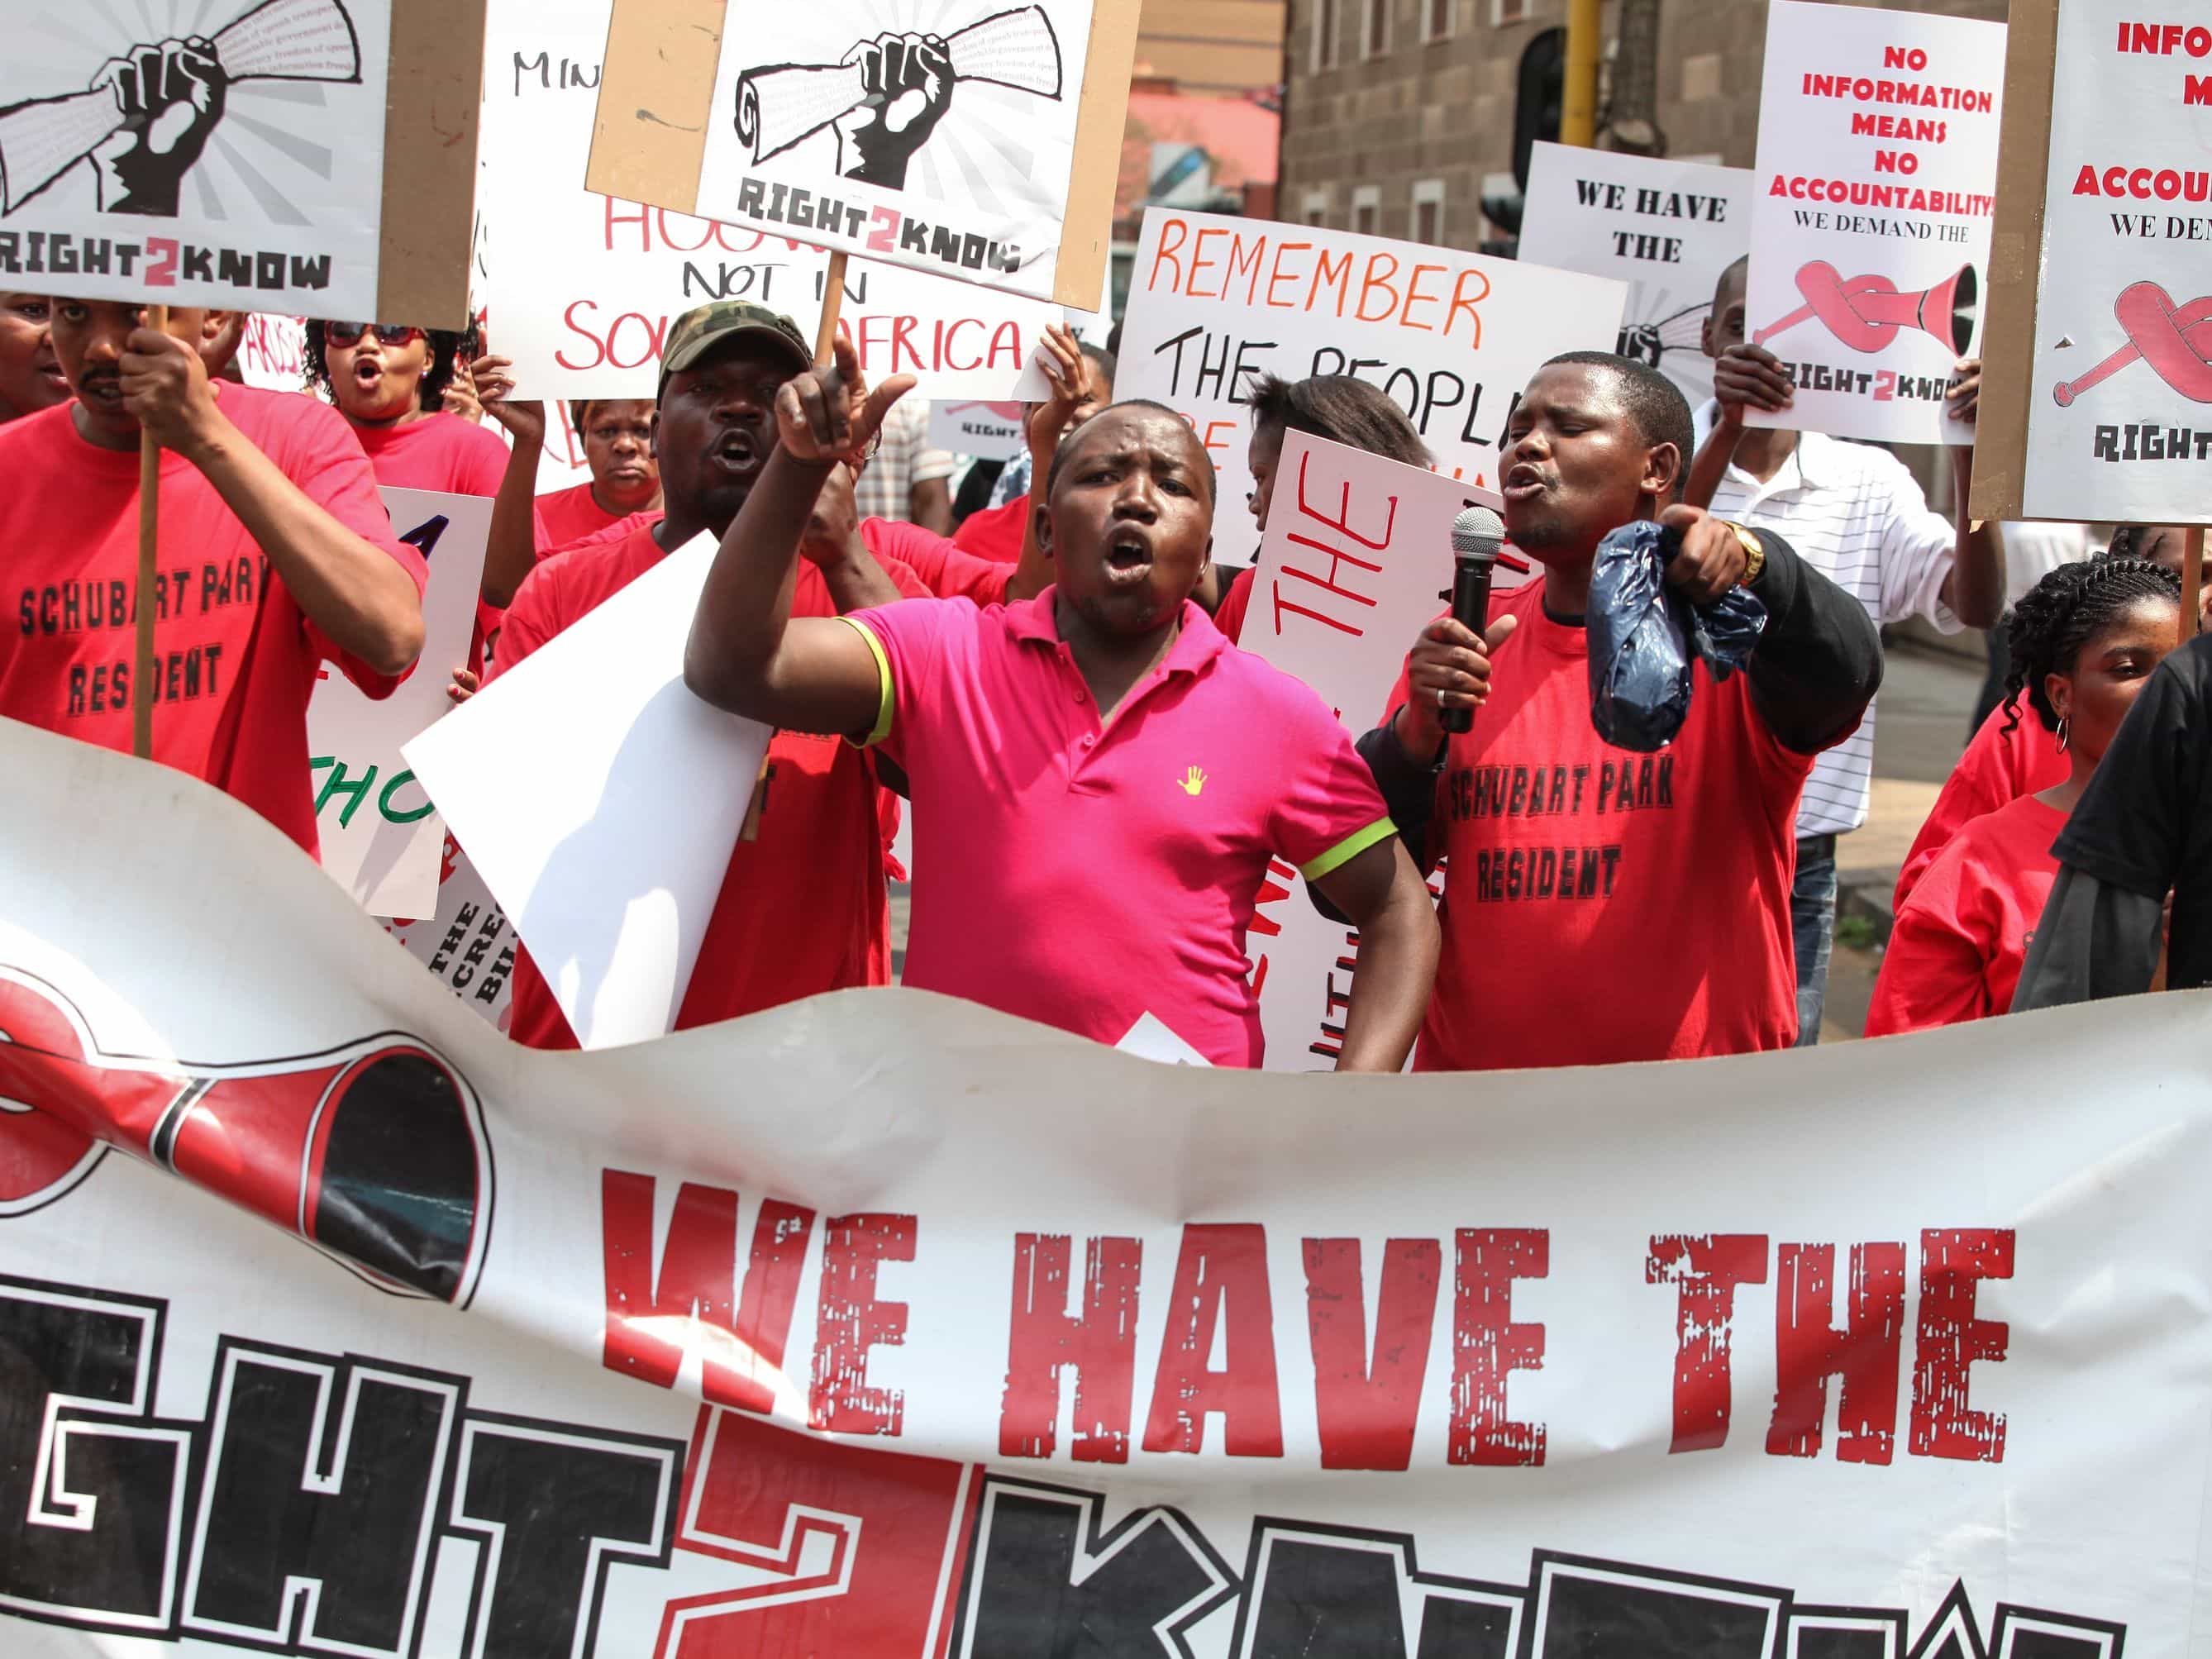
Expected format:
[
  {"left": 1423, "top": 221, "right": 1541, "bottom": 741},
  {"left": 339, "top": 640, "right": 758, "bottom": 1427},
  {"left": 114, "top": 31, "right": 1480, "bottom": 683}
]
[{"left": 2057, "top": 717, "right": 2071, "bottom": 754}]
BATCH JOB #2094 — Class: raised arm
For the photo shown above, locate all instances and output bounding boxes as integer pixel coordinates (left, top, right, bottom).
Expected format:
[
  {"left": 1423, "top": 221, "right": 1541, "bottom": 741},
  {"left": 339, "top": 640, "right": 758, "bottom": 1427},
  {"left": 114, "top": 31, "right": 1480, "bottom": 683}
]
[
  {"left": 684, "top": 337, "right": 914, "bottom": 735},
  {"left": 1008, "top": 322, "right": 1100, "bottom": 603},
  {"left": 126, "top": 325, "right": 422, "bottom": 675},
  {"left": 473, "top": 349, "right": 548, "bottom": 610},
  {"left": 1934, "top": 361, "right": 2003, "bottom": 631}
]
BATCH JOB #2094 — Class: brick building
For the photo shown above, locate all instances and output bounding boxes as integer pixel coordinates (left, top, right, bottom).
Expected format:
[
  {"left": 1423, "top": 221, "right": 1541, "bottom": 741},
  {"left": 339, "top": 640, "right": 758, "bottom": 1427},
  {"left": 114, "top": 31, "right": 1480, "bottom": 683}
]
[{"left": 1279, "top": 0, "right": 2007, "bottom": 250}]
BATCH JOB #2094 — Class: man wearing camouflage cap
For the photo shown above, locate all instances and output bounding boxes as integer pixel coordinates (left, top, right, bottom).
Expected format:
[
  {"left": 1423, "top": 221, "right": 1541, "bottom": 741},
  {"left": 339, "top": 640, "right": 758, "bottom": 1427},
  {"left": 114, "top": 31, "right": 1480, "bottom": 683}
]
[{"left": 487, "top": 301, "right": 927, "bottom": 1047}]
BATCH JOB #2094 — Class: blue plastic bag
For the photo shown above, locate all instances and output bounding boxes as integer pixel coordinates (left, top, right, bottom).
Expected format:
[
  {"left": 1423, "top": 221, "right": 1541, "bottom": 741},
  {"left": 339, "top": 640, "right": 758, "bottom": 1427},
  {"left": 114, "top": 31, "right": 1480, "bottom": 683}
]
[{"left": 1586, "top": 520, "right": 1767, "bottom": 752}]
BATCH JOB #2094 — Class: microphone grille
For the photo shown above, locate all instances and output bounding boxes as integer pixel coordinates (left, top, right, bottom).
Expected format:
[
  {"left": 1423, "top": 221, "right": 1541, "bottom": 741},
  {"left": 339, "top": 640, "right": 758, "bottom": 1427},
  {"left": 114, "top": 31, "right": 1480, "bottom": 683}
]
[{"left": 1452, "top": 504, "right": 1506, "bottom": 562}]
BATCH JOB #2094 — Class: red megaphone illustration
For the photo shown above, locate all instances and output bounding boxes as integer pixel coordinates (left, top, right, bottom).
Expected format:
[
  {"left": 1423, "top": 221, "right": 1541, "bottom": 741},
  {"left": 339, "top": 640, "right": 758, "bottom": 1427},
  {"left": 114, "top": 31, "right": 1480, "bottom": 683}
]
[
  {"left": 0, "top": 967, "right": 493, "bottom": 1306},
  {"left": 2052, "top": 282, "right": 2212, "bottom": 408},
  {"left": 1755, "top": 260, "right": 1980, "bottom": 355}
]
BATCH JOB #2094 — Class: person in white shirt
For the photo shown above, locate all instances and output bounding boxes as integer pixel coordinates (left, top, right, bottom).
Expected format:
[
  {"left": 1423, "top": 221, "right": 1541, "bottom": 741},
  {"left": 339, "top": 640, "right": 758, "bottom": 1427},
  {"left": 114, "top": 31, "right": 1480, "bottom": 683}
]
[
  {"left": 851, "top": 395, "right": 958, "bottom": 532},
  {"left": 1686, "top": 255, "right": 2004, "bottom": 1044}
]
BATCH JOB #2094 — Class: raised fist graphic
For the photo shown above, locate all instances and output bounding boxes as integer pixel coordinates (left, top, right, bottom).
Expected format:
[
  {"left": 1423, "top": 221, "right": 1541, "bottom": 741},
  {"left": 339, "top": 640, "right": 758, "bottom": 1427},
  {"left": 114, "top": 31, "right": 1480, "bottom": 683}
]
[
  {"left": 90, "top": 37, "right": 229, "bottom": 216},
  {"left": 834, "top": 32, "right": 953, "bottom": 189}
]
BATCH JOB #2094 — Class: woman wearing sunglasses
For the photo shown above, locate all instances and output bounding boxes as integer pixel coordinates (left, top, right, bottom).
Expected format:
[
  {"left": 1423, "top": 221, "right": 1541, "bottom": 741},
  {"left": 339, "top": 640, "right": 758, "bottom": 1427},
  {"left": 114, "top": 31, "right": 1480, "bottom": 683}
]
[{"left": 306, "top": 319, "right": 538, "bottom": 678}]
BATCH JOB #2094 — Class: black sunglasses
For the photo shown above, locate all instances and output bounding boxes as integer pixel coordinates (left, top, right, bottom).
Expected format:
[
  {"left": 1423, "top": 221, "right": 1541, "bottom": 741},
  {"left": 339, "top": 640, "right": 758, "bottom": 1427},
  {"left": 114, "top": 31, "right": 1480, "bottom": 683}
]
[{"left": 324, "top": 322, "right": 425, "bottom": 347}]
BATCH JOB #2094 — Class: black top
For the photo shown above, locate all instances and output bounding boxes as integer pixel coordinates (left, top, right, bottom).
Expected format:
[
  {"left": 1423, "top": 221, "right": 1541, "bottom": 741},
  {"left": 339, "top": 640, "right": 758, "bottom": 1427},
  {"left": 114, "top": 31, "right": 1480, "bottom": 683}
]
[{"left": 2048, "top": 632, "right": 2212, "bottom": 992}]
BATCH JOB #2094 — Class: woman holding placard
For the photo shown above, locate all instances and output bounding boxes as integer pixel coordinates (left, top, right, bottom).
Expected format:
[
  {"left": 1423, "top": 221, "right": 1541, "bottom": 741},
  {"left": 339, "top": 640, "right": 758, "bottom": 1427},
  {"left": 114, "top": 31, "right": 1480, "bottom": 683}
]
[{"left": 1867, "top": 558, "right": 2182, "bottom": 1036}]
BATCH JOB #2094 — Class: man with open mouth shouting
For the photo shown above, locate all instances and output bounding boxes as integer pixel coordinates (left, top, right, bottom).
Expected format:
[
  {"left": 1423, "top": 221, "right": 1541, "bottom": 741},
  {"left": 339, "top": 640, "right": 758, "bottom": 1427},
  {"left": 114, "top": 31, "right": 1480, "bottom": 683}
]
[
  {"left": 488, "top": 300, "right": 931, "bottom": 1051},
  {"left": 1357, "top": 351, "right": 1884, "bottom": 1070},
  {"left": 684, "top": 336, "right": 1442, "bottom": 1070}
]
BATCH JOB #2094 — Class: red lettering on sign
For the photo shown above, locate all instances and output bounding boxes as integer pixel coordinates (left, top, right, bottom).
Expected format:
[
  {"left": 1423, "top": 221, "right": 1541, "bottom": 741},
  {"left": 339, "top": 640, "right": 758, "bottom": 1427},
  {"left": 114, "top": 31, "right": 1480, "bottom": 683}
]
[
  {"left": 999, "top": 1232, "right": 1143, "bottom": 1462},
  {"left": 809, "top": 1213, "right": 917, "bottom": 1436},
  {"left": 1450, "top": 1228, "right": 1547, "bottom": 1466},
  {"left": 1910, "top": 1227, "right": 2012, "bottom": 1462},
  {"left": 1303, "top": 1236, "right": 1440, "bottom": 1471},
  {"left": 1647, "top": 1232, "right": 1769, "bottom": 1453},
  {"left": 1142, "top": 1223, "right": 1285, "bottom": 1456},
  {"left": 1767, "top": 1241, "right": 1905, "bottom": 1463}
]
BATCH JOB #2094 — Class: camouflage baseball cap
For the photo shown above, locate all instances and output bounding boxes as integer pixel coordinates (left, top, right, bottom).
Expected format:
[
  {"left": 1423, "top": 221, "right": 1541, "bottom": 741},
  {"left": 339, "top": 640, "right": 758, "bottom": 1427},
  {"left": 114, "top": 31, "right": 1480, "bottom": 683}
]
[{"left": 658, "top": 301, "right": 813, "bottom": 394}]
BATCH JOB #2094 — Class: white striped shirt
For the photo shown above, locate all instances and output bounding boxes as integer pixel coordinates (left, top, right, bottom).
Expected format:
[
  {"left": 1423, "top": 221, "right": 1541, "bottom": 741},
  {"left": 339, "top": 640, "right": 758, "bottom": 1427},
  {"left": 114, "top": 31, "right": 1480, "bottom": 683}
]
[{"left": 1695, "top": 403, "right": 1961, "bottom": 837}]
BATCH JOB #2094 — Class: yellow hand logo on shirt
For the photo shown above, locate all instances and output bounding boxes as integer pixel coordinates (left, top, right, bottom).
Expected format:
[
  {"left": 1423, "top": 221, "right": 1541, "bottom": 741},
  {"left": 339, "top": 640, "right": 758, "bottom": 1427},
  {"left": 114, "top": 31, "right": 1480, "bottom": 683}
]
[{"left": 1178, "top": 766, "right": 1208, "bottom": 797}]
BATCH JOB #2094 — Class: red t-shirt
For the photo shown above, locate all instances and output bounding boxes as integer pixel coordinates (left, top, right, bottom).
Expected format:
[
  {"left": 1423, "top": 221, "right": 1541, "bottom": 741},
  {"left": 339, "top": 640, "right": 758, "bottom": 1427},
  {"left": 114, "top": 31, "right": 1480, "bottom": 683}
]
[
  {"left": 1895, "top": 703, "right": 2068, "bottom": 910},
  {"left": 951, "top": 497, "right": 1027, "bottom": 564},
  {"left": 1866, "top": 793, "right": 2065, "bottom": 1036},
  {"left": 865, "top": 517, "right": 1013, "bottom": 606},
  {"left": 532, "top": 480, "right": 631, "bottom": 558},
  {"left": 1213, "top": 565, "right": 1256, "bottom": 644},
  {"left": 487, "top": 522, "right": 925, "bottom": 1049},
  {"left": 349, "top": 411, "right": 511, "bottom": 495},
  {"left": 0, "top": 389, "right": 426, "bottom": 854},
  {"left": 1404, "top": 584, "right": 1827, "bottom": 1070}
]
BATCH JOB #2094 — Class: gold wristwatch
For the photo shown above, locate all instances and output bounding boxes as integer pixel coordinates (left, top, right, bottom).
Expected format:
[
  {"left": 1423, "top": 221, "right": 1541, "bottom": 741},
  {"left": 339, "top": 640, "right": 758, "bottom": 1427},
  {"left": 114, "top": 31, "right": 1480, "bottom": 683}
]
[{"left": 1725, "top": 522, "right": 1766, "bottom": 586}]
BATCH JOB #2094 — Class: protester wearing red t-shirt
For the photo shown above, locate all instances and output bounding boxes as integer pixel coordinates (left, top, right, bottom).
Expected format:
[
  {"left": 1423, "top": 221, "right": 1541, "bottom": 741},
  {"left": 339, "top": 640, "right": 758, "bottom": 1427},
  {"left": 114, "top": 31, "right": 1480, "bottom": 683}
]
[
  {"left": 684, "top": 343, "right": 1441, "bottom": 1070},
  {"left": 0, "top": 293, "right": 69, "bottom": 424},
  {"left": 1358, "top": 352, "right": 1881, "bottom": 1069},
  {"left": 0, "top": 303, "right": 426, "bottom": 851},
  {"left": 534, "top": 401, "right": 662, "bottom": 550},
  {"left": 1208, "top": 374, "right": 1433, "bottom": 646},
  {"left": 1871, "top": 558, "right": 2181, "bottom": 1035},
  {"left": 489, "top": 301, "right": 925, "bottom": 1049}
]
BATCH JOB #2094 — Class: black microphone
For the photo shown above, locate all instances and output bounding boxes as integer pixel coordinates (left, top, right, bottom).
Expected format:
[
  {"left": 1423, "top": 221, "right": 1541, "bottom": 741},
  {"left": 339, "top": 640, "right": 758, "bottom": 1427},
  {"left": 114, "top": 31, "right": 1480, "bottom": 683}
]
[{"left": 1440, "top": 504, "right": 1504, "bottom": 736}]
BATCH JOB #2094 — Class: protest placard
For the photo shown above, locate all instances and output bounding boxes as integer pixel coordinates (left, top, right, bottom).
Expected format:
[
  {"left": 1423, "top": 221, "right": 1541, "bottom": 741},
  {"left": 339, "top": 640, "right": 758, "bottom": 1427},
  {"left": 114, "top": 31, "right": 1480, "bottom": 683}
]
[
  {"left": 1744, "top": 1, "right": 2005, "bottom": 447},
  {"left": 0, "top": 0, "right": 482, "bottom": 324},
  {"left": 235, "top": 313, "right": 307, "bottom": 393},
  {"left": 1238, "top": 433, "right": 1498, "bottom": 1070},
  {"left": 305, "top": 488, "right": 490, "bottom": 919},
  {"left": 2, "top": 715, "right": 2207, "bottom": 1656},
  {"left": 929, "top": 397, "right": 1028, "bottom": 459},
  {"left": 586, "top": 0, "right": 1137, "bottom": 307},
  {"left": 383, "top": 835, "right": 516, "bottom": 1033},
  {"left": 1518, "top": 142, "right": 1754, "bottom": 412},
  {"left": 479, "top": 0, "right": 1084, "bottom": 400},
  {"left": 1115, "top": 206, "right": 1625, "bottom": 570},
  {"left": 403, "top": 531, "right": 770, "bottom": 1050},
  {"left": 1971, "top": 0, "right": 2212, "bottom": 525}
]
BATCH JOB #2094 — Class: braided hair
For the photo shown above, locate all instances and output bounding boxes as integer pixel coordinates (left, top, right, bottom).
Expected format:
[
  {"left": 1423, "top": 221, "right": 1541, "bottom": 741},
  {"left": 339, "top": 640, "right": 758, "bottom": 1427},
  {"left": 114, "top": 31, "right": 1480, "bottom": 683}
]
[
  {"left": 303, "top": 319, "right": 475, "bottom": 412},
  {"left": 2000, "top": 555, "right": 2180, "bottom": 733}
]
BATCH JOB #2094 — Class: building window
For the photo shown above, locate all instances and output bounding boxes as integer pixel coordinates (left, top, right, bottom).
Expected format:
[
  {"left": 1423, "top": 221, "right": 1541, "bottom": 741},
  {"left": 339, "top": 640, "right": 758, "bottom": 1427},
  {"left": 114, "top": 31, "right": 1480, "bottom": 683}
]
[
  {"left": 1363, "top": 0, "right": 1389, "bottom": 58},
  {"left": 1413, "top": 179, "right": 1445, "bottom": 245},
  {"left": 1425, "top": 0, "right": 1452, "bottom": 41},
  {"left": 1313, "top": 0, "right": 1340, "bottom": 68},
  {"left": 1352, "top": 186, "right": 1380, "bottom": 237},
  {"left": 1492, "top": 0, "right": 1527, "bottom": 21},
  {"left": 1303, "top": 189, "right": 1331, "bottom": 227}
]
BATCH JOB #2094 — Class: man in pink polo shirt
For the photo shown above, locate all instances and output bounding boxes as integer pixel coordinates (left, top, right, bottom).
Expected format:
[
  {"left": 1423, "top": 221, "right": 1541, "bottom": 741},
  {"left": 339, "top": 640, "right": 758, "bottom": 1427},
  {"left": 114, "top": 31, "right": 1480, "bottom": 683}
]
[{"left": 684, "top": 341, "right": 1439, "bottom": 1069}]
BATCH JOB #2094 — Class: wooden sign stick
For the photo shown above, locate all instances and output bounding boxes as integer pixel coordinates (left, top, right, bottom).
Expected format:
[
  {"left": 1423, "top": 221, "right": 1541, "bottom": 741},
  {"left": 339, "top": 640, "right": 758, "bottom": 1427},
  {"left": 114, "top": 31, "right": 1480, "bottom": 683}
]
[
  {"left": 132, "top": 302, "right": 169, "bottom": 761},
  {"left": 813, "top": 250, "right": 847, "bottom": 369},
  {"left": 2184, "top": 527, "right": 2205, "bottom": 646}
]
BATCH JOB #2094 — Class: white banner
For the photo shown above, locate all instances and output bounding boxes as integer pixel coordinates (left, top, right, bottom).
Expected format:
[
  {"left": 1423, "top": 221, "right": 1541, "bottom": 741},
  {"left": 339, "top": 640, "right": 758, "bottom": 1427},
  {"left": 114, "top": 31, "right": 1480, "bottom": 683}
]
[
  {"left": 0, "top": 0, "right": 393, "bottom": 314},
  {"left": 2023, "top": 2, "right": 2212, "bottom": 522},
  {"left": 307, "top": 487, "right": 490, "bottom": 918},
  {"left": 1239, "top": 433, "right": 1494, "bottom": 1070},
  {"left": 1745, "top": 1, "right": 2005, "bottom": 446},
  {"left": 2, "top": 717, "right": 2210, "bottom": 1655},
  {"left": 1116, "top": 207, "right": 1625, "bottom": 569},
  {"left": 479, "top": 0, "right": 1072, "bottom": 401},
  {"left": 928, "top": 398, "right": 1027, "bottom": 459},
  {"left": 1518, "top": 142, "right": 1754, "bottom": 414}
]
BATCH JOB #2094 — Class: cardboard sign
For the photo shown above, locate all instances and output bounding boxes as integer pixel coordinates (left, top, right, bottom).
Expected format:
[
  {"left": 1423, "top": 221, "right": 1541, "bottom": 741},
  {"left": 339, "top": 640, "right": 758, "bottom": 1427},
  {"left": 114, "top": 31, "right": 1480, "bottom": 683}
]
[
  {"left": 1744, "top": 1, "right": 2005, "bottom": 446},
  {"left": 403, "top": 530, "right": 770, "bottom": 1050},
  {"left": 479, "top": 0, "right": 1082, "bottom": 398},
  {"left": 3, "top": 713, "right": 2209, "bottom": 1656},
  {"left": 586, "top": 0, "right": 1137, "bottom": 307},
  {"left": 929, "top": 397, "right": 1027, "bottom": 458},
  {"left": 2009, "top": 2, "right": 2212, "bottom": 522},
  {"left": 1518, "top": 142, "right": 1755, "bottom": 413},
  {"left": 1239, "top": 432, "right": 1499, "bottom": 1070},
  {"left": 1115, "top": 206, "right": 1625, "bottom": 570},
  {"left": 307, "top": 487, "right": 491, "bottom": 918},
  {"left": 0, "top": 0, "right": 482, "bottom": 323}
]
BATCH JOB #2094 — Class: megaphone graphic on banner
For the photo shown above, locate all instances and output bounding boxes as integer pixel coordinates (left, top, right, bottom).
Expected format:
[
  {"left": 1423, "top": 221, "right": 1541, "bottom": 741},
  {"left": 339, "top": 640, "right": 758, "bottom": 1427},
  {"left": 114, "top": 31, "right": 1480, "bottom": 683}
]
[
  {"left": 1754, "top": 261, "right": 1980, "bottom": 356},
  {"left": 0, "top": 968, "right": 492, "bottom": 1307},
  {"left": 0, "top": 0, "right": 361, "bottom": 216}
]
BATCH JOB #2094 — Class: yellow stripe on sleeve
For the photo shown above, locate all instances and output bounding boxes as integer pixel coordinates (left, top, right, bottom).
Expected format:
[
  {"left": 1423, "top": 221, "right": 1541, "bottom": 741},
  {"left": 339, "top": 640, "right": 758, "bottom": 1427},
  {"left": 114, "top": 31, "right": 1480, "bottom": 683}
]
[
  {"left": 836, "top": 616, "right": 895, "bottom": 748},
  {"left": 1299, "top": 817, "right": 1399, "bottom": 884}
]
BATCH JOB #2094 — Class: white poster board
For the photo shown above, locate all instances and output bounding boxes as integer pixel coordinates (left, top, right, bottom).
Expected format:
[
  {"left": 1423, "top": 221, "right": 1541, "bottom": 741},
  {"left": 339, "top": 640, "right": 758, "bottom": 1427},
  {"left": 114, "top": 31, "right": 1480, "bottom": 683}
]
[
  {"left": 236, "top": 312, "right": 308, "bottom": 393},
  {"left": 1518, "top": 143, "right": 1754, "bottom": 413},
  {"left": 1744, "top": 0, "right": 2006, "bottom": 446},
  {"left": 402, "top": 530, "right": 770, "bottom": 1050},
  {"left": 1115, "top": 206, "right": 1625, "bottom": 570},
  {"left": 691, "top": 0, "right": 1095, "bottom": 303},
  {"left": 479, "top": 0, "right": 1076, "bottom": 400},
  {"left": 1242, "top": 432, "right": 1499, "bottom": 1071},
  {"left": 0, "top": 0, "right": 393, "bottom": 315},
  {"left": 928, "top": 397, "right": 1027, "bottom": 458},
  {"left": 2022, "top": 2, "right": 2212, "bottom": 521},
  {"left": 307, "top": 487, "right": 491, "bottom": 919}
]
